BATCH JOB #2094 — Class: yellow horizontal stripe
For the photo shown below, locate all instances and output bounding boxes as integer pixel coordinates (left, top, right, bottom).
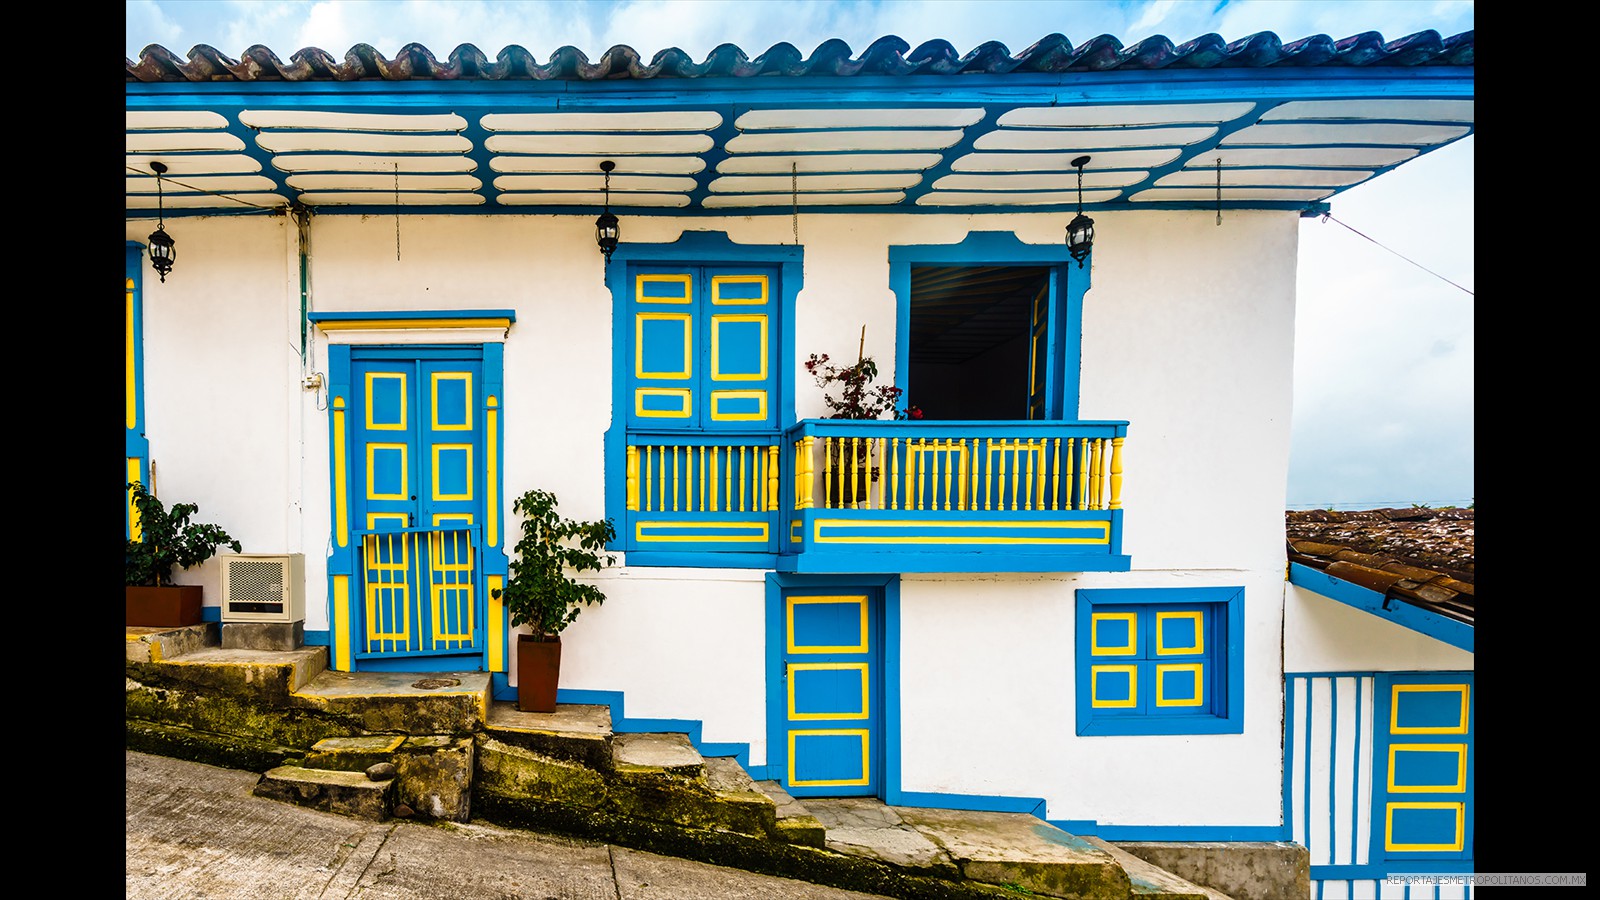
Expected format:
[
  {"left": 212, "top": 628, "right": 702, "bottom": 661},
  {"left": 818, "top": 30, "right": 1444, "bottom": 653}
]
[
  {"left": 814, "top": 518, "right": 1110, "bottom": 545},
  {"left": 317, "top": 318, "right": 513, "bottom": 331}
]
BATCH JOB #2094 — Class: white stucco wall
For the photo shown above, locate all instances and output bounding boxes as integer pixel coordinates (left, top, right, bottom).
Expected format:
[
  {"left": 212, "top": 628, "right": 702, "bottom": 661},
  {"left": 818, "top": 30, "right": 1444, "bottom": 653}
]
[
  {"left": 1284, "top": 583, "right": 1474, "bottom": 673},
  {"left": 127, "top": 206, "right": 1299, "bottom": 829}
]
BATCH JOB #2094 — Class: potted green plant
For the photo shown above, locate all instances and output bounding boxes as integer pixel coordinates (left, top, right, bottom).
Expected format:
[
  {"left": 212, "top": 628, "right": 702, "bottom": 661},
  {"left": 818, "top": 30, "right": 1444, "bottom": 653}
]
[
  {"left": 805, "top": 338, "right": 920, "bottom": 506},
  {"left": 492, "top": 488, "right": 617, "bottom": 713},
  {"left": 125, "top": 481, "right": 241, "bottom": 627}
]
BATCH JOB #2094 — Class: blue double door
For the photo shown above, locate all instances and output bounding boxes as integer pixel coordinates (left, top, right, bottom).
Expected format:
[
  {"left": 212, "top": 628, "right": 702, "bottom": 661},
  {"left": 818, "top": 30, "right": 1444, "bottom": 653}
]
[
  {"left": 347, "top": 348, "right": 487, "bottom": 668},
  {"left": 771, "top": 585, "right": 885, "bottom": 797}
]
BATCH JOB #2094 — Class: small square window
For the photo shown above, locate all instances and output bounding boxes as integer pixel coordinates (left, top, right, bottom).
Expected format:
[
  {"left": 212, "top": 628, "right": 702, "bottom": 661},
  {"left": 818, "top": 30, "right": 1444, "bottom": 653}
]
[{"left": 1075, "top": 587, "right": 1243, "bottom": 735}]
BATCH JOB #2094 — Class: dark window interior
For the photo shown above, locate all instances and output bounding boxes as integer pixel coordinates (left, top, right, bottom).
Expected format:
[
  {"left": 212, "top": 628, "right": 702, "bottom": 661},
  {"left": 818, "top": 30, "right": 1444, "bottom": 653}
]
[{"left": 908, "top": 265, "right": 1048, "bottom": 421}]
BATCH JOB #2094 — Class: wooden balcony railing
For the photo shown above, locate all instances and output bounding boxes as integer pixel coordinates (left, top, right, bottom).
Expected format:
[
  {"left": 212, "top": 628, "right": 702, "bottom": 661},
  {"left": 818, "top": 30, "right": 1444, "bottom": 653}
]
[
  {"left": 779, "top": 419, "right": 1130, "bottom": 573},
  {"left": 790, "top": 426, "right": 1124, "bottom": 513}
]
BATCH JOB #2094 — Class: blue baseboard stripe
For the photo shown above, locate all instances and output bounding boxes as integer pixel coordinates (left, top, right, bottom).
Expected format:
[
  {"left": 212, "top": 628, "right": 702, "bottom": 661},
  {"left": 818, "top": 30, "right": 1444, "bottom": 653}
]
[
  {"left": 1049, "top": 823, "right": 1291, "bottom": 841},
  {"left": 892, "top": 790, "right": 1047, "bottom": 818}
]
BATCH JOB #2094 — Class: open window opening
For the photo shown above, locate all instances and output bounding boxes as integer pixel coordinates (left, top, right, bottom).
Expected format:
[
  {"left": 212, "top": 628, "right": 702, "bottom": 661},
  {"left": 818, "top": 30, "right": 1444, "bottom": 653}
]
[{"left": 907, "top": 265, "right": 1051, "bottom": 421}]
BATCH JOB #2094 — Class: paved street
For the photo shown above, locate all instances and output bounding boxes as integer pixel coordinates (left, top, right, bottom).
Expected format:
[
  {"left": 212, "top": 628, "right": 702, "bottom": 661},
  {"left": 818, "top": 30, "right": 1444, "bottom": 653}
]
[{"left": 126, "top": 751, "right": 894, "bottom": 900}]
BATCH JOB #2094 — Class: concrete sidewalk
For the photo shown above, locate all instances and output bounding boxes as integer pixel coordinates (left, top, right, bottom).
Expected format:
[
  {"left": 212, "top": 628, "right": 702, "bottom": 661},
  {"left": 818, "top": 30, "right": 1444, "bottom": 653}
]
[{"left": 126, "top": 750, "right": 894, "bottom": 900}]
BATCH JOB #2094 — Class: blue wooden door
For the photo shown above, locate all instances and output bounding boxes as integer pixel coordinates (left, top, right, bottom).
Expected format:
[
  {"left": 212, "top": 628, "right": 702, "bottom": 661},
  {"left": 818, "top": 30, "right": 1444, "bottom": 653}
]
[
  {"left": 349, "top": 353, "right": 486, "bottom": 666},
  {"left": 777, "top": 589, "right": 883, "bottom": 797}
]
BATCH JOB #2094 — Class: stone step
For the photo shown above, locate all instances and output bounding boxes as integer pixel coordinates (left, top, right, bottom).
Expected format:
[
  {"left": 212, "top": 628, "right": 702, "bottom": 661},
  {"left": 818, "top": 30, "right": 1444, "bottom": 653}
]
[
  {"left": 129, "top": 644, "right": 329, "bottom": 700},
  {"left": 304, "top": 734, "right": 408, "bottom": 772},
  {"left": 126, "top": 623, "right": 219, "bottom": 664},
  {"left": 483, "top": 701, "right": 613, "bottom": 771},
  {"left": 292, "top": 670, "right": 490, "bottom": 734},
  {"left": 752, "top": 778, "right": 827, "bottom": 847},
  {"left": 610, "top": 731, "right": 704, "bottom": 779},
  {"left": 806, "top": 800, "right": 1131, "bottom": 900},
  {"left": 253, "top": 764, "right": 395, "bottom": 821},
  {"left": 1111, "top": 841, "right": 1307, "bottom": 900},
  {"left": 1083, "top": 836, "right": 1233, "bottom": 900}
]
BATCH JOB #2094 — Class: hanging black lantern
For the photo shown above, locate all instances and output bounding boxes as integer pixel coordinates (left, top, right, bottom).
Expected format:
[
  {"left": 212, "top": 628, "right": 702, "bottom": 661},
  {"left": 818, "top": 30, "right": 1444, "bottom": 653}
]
[
  {"left": 595, "top": 160, "right": 619, "bottom": 264},
  {"left": 147, "top": 161, "right": 176, "bottom": 282},
  {"left": 1066, "top": 155, "right": 1095, "bottom": 269}
]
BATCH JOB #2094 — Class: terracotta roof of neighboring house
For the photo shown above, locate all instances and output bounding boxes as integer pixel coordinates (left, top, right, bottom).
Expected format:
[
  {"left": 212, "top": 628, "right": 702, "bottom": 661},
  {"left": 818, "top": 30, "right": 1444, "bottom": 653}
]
[
  {"left": 125, "top": 30, "right": 1473, "bottom": 82},
  {"left": 1286, "top": 508, "right": 1474, "bottom": 627}
]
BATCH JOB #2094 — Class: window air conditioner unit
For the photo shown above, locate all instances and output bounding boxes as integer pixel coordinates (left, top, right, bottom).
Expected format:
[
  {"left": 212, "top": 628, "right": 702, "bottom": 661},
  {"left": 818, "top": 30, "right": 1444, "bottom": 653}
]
[{"left": 219, "top": 554, "right": 305, "bottom": 623}]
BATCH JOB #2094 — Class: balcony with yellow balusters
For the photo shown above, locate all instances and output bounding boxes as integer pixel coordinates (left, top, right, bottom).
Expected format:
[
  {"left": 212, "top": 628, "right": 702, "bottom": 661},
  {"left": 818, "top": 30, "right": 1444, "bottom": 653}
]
[{"left": 779, "top": 419, "right": 1130, "bottom": 572}]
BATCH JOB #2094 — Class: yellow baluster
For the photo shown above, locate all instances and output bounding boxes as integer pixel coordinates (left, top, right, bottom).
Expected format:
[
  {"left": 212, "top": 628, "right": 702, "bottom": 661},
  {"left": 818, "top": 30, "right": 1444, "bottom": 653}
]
[
  {"left": 1001, "top": 444, "right": 1011, "bottom": 510},
  {"left": 844, "top": 435, "right": 857, "bottom": 509},
  {"left": 1051, "top": 438, "right": 1061, "bottom": 511},
  {"left": 672, "top": 445, "right": 680, "bottom": 512},
  {"left": 644, "top": 446, "right": 654, "bottom": 511},
  {"left": 1063, "top": 439, "right": 1074, "bottom": 510},
  {"left": 698, "top": 446, "right": 706, "bottom": 512},
  {"left": 1078, "top": 440, "right": 1089, "bottom": 510},
  {"left": 876, "top": 438, "right": 886, "bottom": 510},
  {"left": 906, "top": 438, "right": 917, "bottom": 510},
  {"left": 958, "top": 439, "right": 968, "bottom": 511},
  {"left": 626, "top": 446, "right": 639, "bottom": 511},
  {"left": 914, "top": 439, "right": 925, "bottom": 510},
  {"left": 890, "top": 437, "right": 900, "bottom": 510},
  {"left": 1110, "top": 436, "right": 1124, "bottom": 511},
  {"left": 771, "top": 445, "right": 778, "bottom": 512},
  {"left": 1024, "top": 440, "right": 1034, "bottom": 511},
  {"left": 971, "top": 439, "right": 979, "bottom": 511},
  {"left": 983, "top": 439, "right": 993, "bottom": 510},
  {"left": 800, "top": 436, "right": 816, "bottom": 509},
  {"left": 823, "top": 438, "right": 833, "bottom": 509},
  {"left": 940, "top": 440, "right": 951, "bottom": 511},
  {"left": 1091, "top": 438, "right": 1104, "bottom": 509},
  {"left": 710, "top": 446, "right": 720, "bottom": 511},
  {"left": 1034, "top": 439, "right": 1045, "bottom": 510},
  {"left": 738, "top": 445, "right": 747, "bottom": 512}
]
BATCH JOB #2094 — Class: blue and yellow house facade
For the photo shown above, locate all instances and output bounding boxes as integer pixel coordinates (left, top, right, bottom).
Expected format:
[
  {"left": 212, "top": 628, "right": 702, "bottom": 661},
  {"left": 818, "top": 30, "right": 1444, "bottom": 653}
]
[{"left": 125, "top": 29, "right": 1474, "bottom": 895}]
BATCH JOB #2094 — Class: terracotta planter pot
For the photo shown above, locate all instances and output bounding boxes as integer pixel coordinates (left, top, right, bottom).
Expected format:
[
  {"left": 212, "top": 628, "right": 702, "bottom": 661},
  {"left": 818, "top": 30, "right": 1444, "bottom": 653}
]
[
  {"left": 516, "top": 634, "right": 562, "bottom": 713},
  {"left": 126, "top": 585, "right": 204, "bottom": 627}
]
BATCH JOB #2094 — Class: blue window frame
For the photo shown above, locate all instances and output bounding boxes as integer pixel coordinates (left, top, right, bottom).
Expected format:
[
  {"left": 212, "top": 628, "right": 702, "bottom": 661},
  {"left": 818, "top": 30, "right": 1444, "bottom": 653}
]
[
  {"left": 1075, "top": 586, "right": 1244, "bottom": 735},
  {"left": 889, "top": 232, "right": 1087, "bottom": 421},
  {"left": 603, "top": 233, "right": 802, "bottom": 565}
]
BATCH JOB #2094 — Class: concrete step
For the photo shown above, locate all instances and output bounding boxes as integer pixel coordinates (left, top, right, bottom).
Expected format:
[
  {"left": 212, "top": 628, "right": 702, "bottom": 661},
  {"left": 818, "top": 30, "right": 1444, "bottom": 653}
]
[
  {"left": 253, "top": 764, "right": 395, "bottom": 821},
  {"left": 303, "top": 734, "right": 408, "bottom": 771},
  {"left": 483, "top": 701, "right": 613, "bottom": 771},
  {"left": 126, "top": 623, "right": 219, "bottom": 664},
  {"left": 1112, "top": 841, "right": 1308, "bottom": 900},
  {"left": 292, "top": 669, "right": 490, "bottom": 734},
  {"left": 1083, "top": 836, "right": 1232, "bottom": 900},
  {"left": 805, "top": 799, "right": 1131, "bottom": 900},
  {"left": 610, "top": 731, "right": 704, "bottom": 779},
  {"left": 752, "top": 778, "right": 827, "bottom": 847},
  {"left": 128, "top": 644, "right": 329, "bottom": 700}
]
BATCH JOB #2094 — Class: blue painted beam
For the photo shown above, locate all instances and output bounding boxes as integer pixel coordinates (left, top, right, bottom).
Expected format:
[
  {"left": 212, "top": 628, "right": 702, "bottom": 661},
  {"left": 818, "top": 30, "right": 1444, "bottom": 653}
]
[{"left": 1288, "top": 562, "right": 1472, "bottom": 652}]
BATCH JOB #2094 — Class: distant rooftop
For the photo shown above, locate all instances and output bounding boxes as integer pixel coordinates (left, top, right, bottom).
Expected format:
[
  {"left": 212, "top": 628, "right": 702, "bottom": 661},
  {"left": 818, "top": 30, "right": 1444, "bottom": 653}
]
[{"left": 1286, "top": 507, "right": 1473, "bottom": 627}]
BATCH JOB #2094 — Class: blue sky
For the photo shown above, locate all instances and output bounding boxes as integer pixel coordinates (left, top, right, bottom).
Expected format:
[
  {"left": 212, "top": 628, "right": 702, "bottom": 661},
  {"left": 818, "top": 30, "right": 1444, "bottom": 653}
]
[{"left": 126, "top": 0, "right": 1475, "bottom": 510}]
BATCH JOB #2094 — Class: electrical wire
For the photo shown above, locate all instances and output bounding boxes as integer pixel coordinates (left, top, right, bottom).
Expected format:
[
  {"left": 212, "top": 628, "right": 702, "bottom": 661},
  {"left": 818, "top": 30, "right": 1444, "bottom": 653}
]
[
  {"left": 1318, "top": 212, "right": 1474, "bottom": 297},
  {"left": 124, "top": 164, "right": 282, "bottom": 211}
]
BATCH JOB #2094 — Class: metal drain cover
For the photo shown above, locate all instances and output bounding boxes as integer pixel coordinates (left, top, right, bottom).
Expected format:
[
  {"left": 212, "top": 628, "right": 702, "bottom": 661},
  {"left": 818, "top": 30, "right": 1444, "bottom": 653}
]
[{"left": 411, "top": 678, "right": 461, "bottom": 690}]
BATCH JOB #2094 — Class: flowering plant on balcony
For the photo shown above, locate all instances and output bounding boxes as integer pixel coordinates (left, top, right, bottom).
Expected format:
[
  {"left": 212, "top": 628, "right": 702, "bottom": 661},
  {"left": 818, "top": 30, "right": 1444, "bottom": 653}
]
[{"left": 804, "top": 353, "right": 922, "bottom": 420}]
